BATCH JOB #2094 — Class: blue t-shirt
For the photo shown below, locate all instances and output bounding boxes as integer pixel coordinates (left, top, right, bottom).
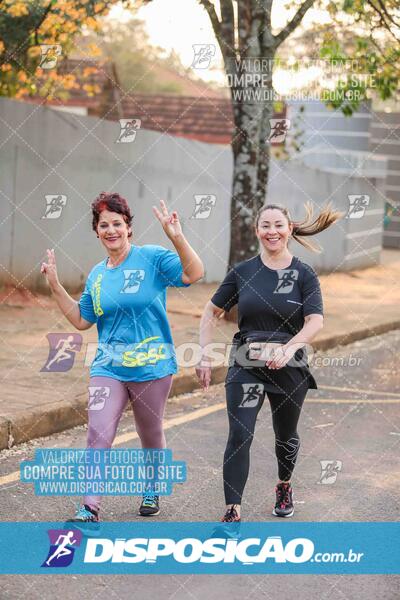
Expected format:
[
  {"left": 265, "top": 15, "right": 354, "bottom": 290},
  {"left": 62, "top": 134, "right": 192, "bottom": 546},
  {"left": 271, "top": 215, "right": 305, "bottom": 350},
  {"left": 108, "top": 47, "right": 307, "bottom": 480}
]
[{"left": 78, "top": 244, "right": 190, "bottom": 382}]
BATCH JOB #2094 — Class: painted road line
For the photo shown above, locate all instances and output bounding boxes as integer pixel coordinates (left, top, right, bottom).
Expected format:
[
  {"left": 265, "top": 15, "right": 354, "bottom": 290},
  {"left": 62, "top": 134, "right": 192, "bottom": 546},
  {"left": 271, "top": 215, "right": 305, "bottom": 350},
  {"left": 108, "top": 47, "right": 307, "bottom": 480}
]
[
  {"left": 317, "top": 384, "right": 400, "bottom": 398},
  {"left": 0, "top": 403, "right": 226, "bottom": 488},
  {"left": 306, "top": 398, "right": 400, "bottom": 404},
  {"left": 114, "top": 402, "right": 226, "bottom": 444},
  {"left": 0, "top": 397, "right": 398, "bottom": 488},
  {"left": 0, "top": 472, "right": 20, "bottom": 486}
]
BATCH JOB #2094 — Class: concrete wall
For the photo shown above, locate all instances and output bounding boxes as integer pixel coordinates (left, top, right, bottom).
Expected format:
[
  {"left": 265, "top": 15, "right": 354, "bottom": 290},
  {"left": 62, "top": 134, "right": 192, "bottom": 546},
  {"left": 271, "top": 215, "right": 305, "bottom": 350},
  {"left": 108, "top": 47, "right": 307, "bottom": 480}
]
[
  {"left": 0, "top": 98, "right": 232, "bottom": 290},
  {"left": 268, "top": 152, "right": 387, "bottom": 271},
  {"left": 286, "top": 99, "right": 372, "bottom": 153},
  {"left": 369, "top": 111, "right": 400, "bottom": 249},
  {"left": 0, "top": 98, "right": 387, "bottom": 289}
]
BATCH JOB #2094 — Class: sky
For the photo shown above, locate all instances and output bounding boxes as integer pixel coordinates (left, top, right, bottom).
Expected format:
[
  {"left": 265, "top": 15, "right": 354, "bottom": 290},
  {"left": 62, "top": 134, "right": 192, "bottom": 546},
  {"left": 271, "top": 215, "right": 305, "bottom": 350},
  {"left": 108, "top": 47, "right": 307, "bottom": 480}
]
[
  {"left": 109, "top": 0, "right": 218, "bottom": 74},
  {"left": 108, "top": 0, "right": 333, "bottom": 92}
]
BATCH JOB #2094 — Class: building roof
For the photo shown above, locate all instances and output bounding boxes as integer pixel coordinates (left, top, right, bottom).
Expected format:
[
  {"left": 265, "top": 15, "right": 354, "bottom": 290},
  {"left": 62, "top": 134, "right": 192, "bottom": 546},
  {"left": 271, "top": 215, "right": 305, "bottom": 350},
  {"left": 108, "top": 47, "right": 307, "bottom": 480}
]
[
  {"left": 117, "top": 93, "right": 234, "bottom": 144},
  {"left": 24, "top": 57, "right": 286, "bottom": 145}
]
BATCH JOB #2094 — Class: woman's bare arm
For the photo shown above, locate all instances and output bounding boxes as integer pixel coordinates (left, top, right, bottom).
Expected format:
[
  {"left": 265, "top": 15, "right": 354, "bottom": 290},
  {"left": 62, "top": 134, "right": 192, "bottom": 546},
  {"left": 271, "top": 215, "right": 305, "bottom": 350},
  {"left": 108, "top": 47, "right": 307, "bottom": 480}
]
[
  {"left": 41, "top": 248, "right": 94, "bottom": 331},
  {"left": 196, "top": 300, "right": 225, "bottom": 389},
  {"left": 51, "top": 283, "right": 94, "bottom": 331}
]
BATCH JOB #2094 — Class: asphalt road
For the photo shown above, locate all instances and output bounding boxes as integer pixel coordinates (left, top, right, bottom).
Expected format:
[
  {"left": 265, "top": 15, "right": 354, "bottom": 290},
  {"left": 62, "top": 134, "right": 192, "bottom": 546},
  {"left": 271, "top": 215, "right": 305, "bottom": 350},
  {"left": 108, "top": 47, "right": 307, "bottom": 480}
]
[{"left": 0, "top": 330, "right": 399, "bottom": 599}]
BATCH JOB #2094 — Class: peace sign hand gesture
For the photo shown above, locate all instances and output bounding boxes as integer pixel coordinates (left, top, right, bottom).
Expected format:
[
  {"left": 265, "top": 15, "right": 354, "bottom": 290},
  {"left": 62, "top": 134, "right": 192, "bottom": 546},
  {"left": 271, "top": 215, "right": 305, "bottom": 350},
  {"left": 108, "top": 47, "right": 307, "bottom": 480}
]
[
  {"left": 41, "top": 248, "right": 60, "bottom": 290},
  {"left": 152, "top": 199, "right": 183, "bottom": 241}
]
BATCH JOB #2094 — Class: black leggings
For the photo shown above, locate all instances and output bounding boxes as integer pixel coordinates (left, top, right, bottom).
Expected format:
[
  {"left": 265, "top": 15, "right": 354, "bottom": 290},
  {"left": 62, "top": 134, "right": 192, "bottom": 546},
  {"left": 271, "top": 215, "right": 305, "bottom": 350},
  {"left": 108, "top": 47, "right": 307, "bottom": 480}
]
[{"left": 223, "top": 378, "right": 308, "bottom": 505}]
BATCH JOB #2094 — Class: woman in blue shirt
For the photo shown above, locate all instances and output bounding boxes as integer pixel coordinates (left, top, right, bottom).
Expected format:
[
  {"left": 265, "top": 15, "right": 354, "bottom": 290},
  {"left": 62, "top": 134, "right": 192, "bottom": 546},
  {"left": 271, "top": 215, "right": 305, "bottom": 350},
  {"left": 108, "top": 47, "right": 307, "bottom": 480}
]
[{"left": 41, "top": 192, "right": 204, "bottom": 524}]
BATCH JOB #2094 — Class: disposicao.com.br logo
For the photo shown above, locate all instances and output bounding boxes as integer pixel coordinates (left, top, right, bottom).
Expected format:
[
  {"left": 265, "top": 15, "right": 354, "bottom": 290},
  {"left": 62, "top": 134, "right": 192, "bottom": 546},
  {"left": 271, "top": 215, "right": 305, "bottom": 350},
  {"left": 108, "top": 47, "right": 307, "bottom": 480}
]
[
  {"left": 84, "top": 535, "right": 363, "bottom": 566},
  {"left": 0, "top": 522, "right": 397, "bottom": 575}
]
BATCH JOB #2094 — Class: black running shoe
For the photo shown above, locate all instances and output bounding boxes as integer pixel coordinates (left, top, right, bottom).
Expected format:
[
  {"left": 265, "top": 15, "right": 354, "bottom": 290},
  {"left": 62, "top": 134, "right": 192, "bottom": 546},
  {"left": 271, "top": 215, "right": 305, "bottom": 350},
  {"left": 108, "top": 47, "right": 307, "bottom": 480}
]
[
  {"left": 272, "top": 482, "right": 294, "bottom": 518},
  {"left": 66, "top": 504, "right": 100, "bottom": 532},
  {"left": 221, "top": 505, "right": 241, "bottom": 523},
  {"left": 211, "top": 505, "right": 241, "bottom": 539},
  {"left": 212, "top": 505, "right": 241, "bottom": 539},
  {"left": 139, "top": 494, "right": 160, "bottom": 516}
]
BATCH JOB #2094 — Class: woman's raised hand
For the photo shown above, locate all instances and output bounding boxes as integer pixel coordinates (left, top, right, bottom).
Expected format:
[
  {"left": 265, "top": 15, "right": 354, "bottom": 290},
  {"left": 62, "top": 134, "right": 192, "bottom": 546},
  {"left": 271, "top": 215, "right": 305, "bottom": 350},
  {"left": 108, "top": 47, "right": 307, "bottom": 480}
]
[
  {"left": 152, "top": 199, "right": 183, "bottom": 241},
  {"left": 41, "top": 248, "right": 60, "bottom": 290}
]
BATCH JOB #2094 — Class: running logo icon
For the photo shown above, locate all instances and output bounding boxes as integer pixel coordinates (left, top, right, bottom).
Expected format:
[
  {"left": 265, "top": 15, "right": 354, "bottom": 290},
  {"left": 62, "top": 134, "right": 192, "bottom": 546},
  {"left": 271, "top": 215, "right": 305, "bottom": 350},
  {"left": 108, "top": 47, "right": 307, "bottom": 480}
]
[
  {"left": 42, "top": 195, "right": 67, "bottom": 219},
  {"left": 42, "top": 529, "right": 82, "bottom": 568},
  {"left": 273, "top": 269, "right": 299, "bottom": 294},
  {"left": 40, "top": 333, "right": 82, "bottom": 372},
  {"left": 39, "top": 45, "right": 62, "bottom": 69},
  {"left": 346, "top": 195, "right": 370, "bottom": 219},
  {"left": 191, "top": 44, "right": 216, "bottom": 69},
  {"left": 121, "top": 270, "right": 145, "bottom": 293},
  {"left": 317, "top": 459, "right": 342, "bottom": 484},
  {"left": 268, "top": 119, "right": 290, "bottom": 143},
  {"left": 88, "top": 386, "right": 110, "bottom": 411},
  {"left": 239, "top": 383, "right": 264, "bottom": 408},
  {"left": 116, "top": 119, "right": 141, "bottom": 143},
  {"left": 190, "top": 195, "right": 216, "bottom": 219}
]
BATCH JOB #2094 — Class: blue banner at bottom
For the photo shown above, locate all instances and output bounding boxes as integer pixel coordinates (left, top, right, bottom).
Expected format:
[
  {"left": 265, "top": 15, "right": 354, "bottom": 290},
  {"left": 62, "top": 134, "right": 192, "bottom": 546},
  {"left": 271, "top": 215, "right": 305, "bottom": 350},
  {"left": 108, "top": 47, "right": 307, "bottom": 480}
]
[{"left": 0, "top": 522, "right": 398, "bottom": 574}]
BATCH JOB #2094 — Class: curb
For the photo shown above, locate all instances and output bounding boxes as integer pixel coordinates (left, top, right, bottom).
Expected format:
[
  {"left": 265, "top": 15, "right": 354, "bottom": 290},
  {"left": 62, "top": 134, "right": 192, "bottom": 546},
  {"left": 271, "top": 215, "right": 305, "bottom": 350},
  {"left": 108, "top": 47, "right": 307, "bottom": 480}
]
[
  {"left": 0, "top": 417, "right": 10, "bottom": 450},
  {"left": 1, "top": 321, "right": 399, "bottom": 451}
]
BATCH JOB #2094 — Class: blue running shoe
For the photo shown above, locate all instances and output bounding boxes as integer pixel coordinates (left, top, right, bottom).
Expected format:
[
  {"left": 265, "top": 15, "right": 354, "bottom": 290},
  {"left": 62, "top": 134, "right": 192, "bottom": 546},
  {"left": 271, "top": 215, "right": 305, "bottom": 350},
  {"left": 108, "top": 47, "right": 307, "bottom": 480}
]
[
  {"left": 66, "top": 504, "right": 100, "bottom": 532},
  {"left": 139, "top": 494, "right": 160, "bottom": 516}
]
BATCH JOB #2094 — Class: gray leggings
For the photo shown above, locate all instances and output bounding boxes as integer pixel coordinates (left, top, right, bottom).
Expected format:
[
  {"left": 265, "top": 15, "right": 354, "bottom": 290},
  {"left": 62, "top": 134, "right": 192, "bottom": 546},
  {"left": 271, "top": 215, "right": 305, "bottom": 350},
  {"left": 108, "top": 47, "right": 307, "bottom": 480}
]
[{"left": 84, "top": 374, "right": 173, "bottom": 511}]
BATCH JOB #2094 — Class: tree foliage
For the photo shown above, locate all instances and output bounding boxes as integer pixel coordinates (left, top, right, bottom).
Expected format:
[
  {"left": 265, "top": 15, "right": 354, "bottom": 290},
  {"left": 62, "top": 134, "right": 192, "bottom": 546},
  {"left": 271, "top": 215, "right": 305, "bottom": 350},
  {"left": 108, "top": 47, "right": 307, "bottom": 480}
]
[
  {"left": 83, "top": 18, "right": 189, "bottom": 95},
  {"left": 0, "top": 0, "right": 133, "bottom": 98}
]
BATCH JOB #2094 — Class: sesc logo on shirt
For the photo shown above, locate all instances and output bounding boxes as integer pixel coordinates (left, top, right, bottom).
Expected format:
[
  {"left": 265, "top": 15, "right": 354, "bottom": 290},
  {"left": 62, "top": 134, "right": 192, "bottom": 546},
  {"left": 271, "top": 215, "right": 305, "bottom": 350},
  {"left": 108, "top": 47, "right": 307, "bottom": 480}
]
[
  {"left": 121, "top": 335, "right": 168, "bottom": 367},
  {"left": 120, "top": 269, "right": 145, "bottom": 294}
]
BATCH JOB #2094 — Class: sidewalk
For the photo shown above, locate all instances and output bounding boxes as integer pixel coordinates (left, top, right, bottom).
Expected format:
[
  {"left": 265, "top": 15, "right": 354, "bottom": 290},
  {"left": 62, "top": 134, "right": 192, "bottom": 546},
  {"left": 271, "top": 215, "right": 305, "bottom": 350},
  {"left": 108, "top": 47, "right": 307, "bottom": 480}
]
[{"left": 0, "top": 249, "right": 399, "bottom": 450}]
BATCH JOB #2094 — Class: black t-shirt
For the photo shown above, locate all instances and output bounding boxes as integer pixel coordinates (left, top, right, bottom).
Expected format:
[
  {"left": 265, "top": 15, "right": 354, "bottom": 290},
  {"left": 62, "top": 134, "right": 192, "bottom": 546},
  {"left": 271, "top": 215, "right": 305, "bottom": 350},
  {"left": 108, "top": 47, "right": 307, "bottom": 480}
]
[{"left": 211, "top": 254, "right": 323, "bottom": 393}]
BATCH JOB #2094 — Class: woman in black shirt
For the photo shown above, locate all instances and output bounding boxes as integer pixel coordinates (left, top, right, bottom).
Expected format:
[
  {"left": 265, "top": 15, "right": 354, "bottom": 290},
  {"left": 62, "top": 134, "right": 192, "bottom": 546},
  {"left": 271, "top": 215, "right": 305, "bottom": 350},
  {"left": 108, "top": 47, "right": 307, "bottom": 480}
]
[{"left": 196, "top": 202, "right": 343, "bottom": 521}]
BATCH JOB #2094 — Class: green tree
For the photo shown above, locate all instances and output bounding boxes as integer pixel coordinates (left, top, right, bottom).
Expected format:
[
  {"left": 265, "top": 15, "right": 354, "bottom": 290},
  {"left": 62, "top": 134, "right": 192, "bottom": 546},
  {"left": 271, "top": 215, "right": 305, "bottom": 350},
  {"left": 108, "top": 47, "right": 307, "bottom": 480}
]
[
  {"left": 143, "top": 0, "right": 399, "bottom": 267},
  {"left": 84, "top": 18, "right": 187, "bottom": 94},
  {"left": 320, "top": 0, "right": 399, "bottom": 114},
  {"left": 0, "top": 0, "right": 134, "bottom": 98}
]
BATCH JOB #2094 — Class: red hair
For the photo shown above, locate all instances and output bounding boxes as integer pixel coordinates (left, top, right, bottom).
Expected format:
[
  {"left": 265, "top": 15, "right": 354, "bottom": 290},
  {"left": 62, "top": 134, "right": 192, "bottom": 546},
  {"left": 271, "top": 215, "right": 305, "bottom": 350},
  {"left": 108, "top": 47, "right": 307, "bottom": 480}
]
[{"left": 91, "top": 192, "right": 133, "bottom": 238}]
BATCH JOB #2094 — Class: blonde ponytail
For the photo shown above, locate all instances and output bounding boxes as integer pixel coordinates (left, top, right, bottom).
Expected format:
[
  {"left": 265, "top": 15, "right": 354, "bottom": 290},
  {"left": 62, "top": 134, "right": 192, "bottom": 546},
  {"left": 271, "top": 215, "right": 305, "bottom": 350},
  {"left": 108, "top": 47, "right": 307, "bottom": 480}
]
[{"left": 291, "top": 201, "right": 345, "bottom": 253}]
